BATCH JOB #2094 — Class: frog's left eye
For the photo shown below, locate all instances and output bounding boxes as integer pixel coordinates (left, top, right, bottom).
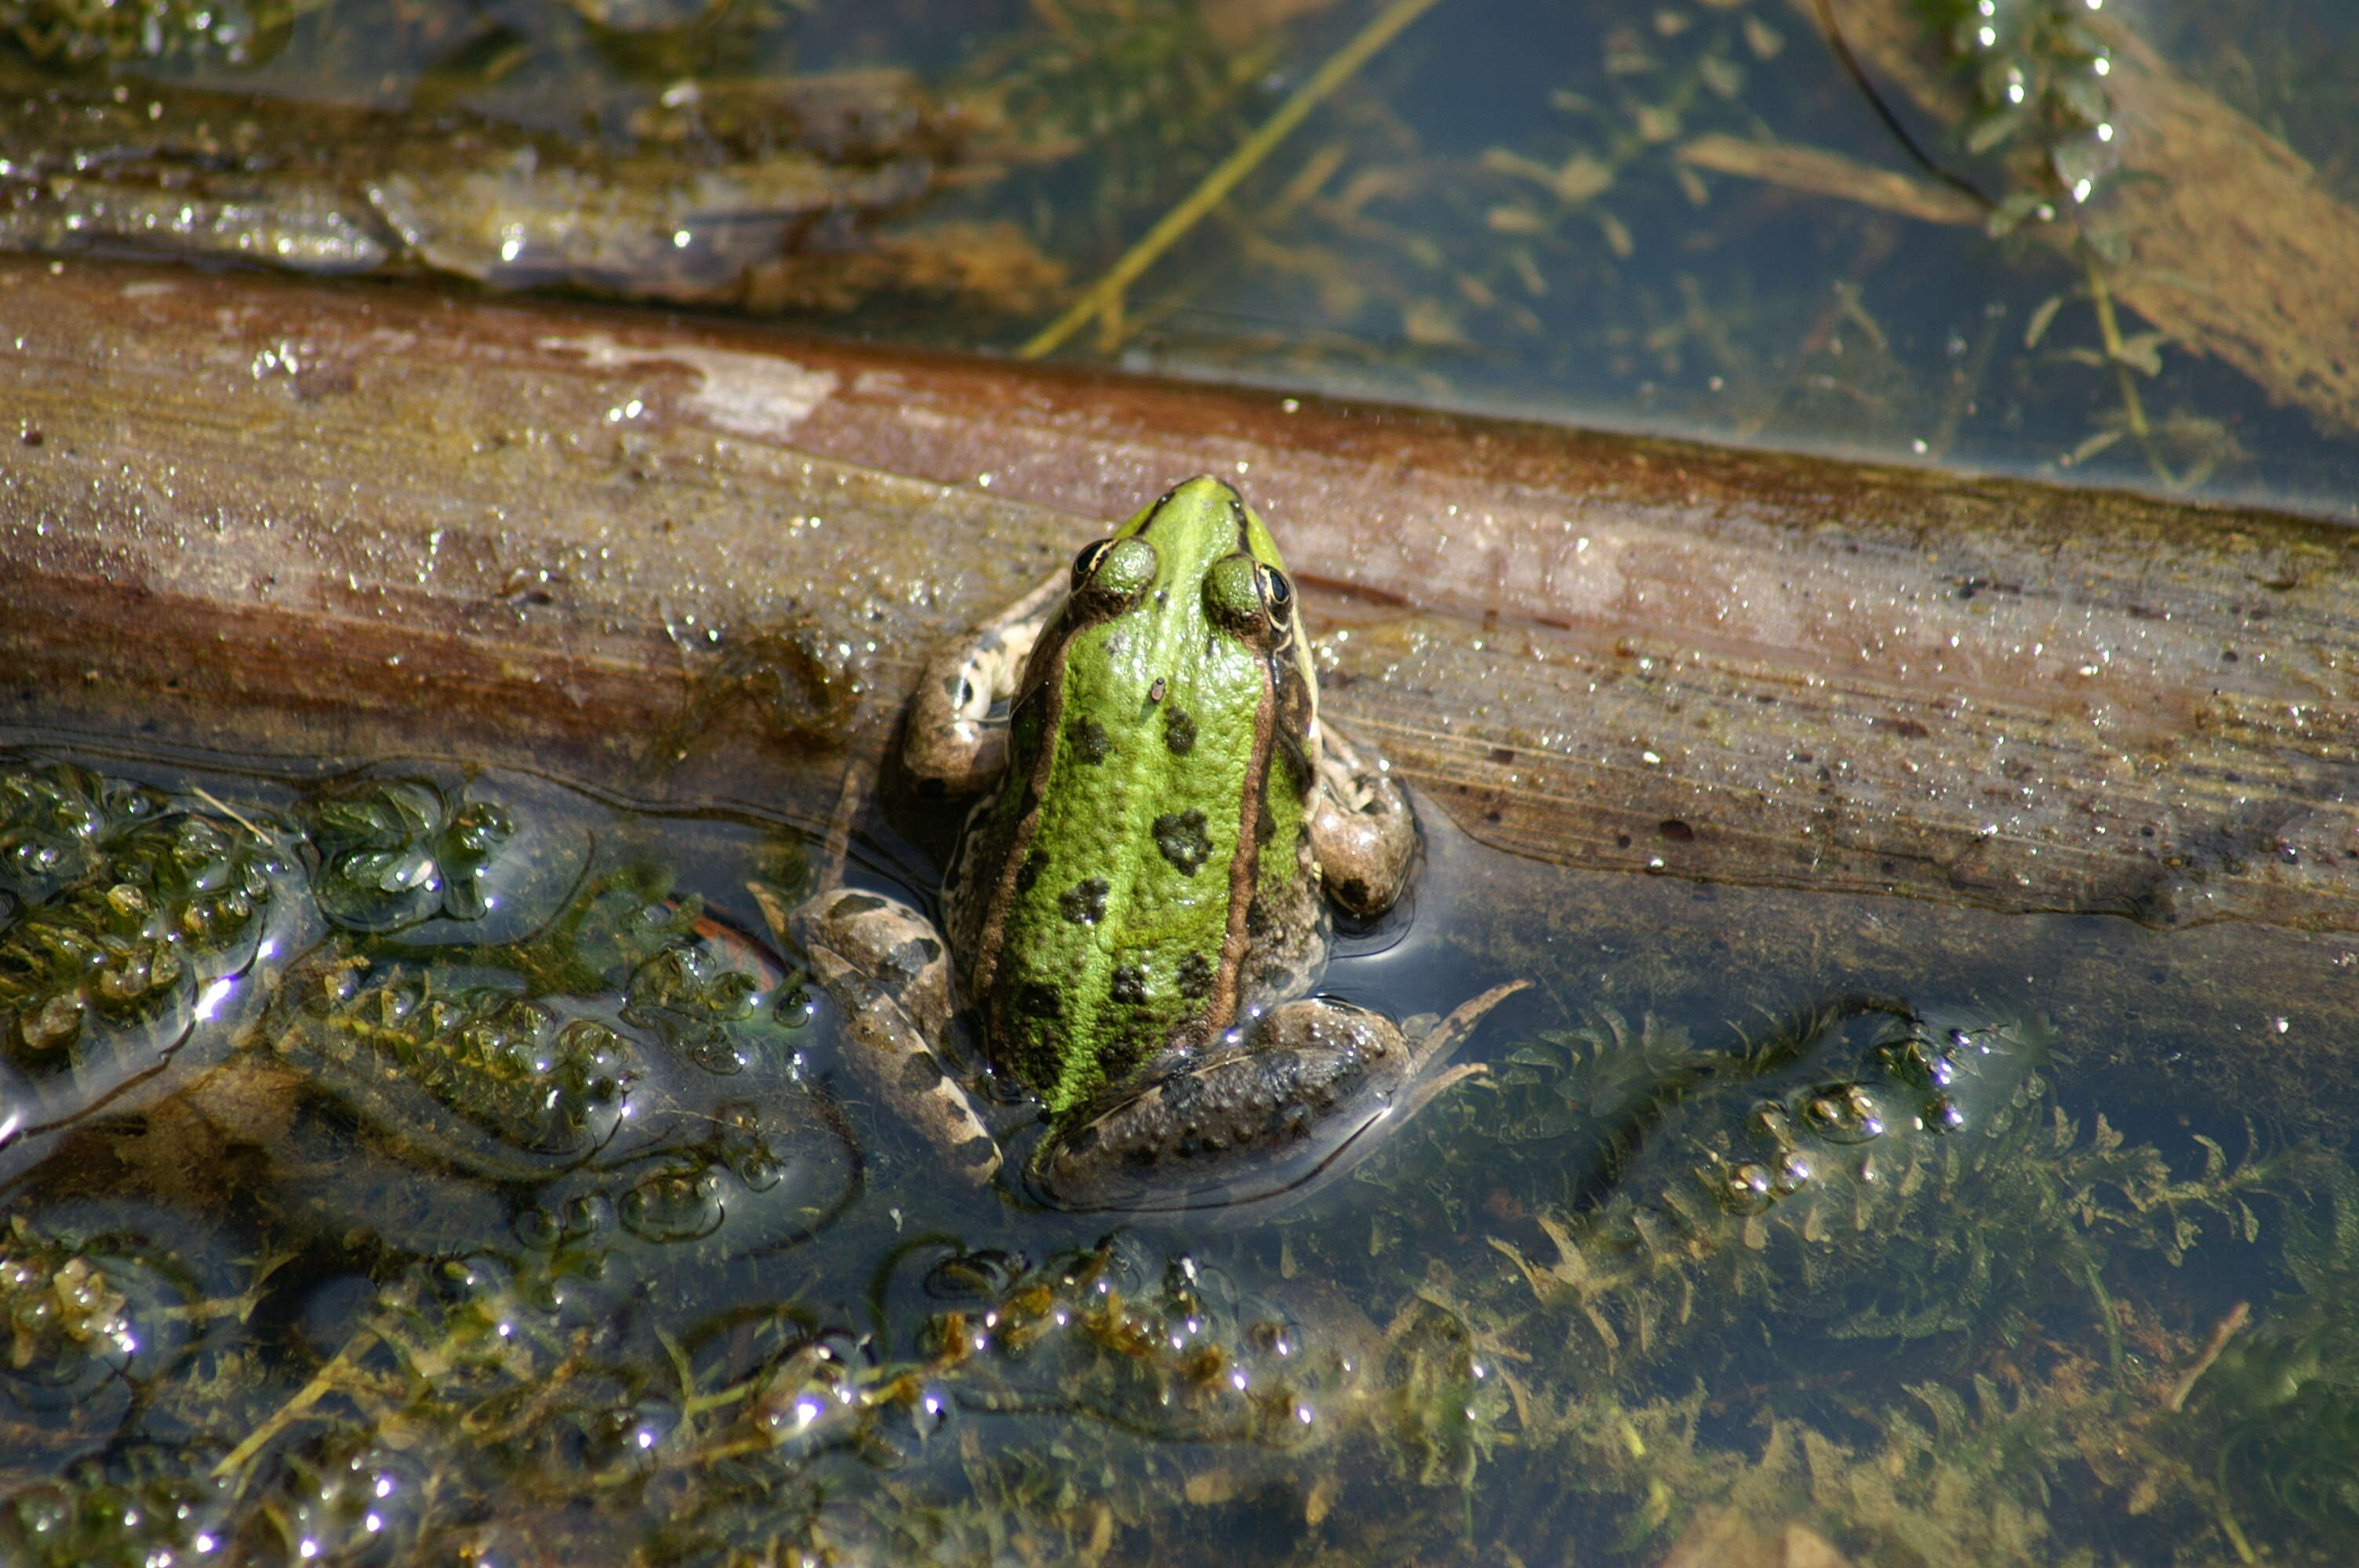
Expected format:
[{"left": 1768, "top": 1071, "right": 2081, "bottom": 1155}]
[
  {"left": 1256, "top": 563, "right": 1294, "bottom": 619},
  {"left": 1073, "top": 535, "right": 1159, "bottom": 609}
]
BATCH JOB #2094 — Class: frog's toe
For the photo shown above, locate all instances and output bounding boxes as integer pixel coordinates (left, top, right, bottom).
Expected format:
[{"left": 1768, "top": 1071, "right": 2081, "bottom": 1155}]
[{"left": 1408, "top": 981, "right": 1532, "bottom": 1074}]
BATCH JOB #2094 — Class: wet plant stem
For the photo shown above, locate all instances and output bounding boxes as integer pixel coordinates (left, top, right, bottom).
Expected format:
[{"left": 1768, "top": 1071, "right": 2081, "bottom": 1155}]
[
  {"left": 2165, "top": 1300, "right": 2249, "bottom": 1413},
  {"left": 1018, "top": 0, "right": 1449, "bottom": 358},
  {"left": 212, "top": 1327, "right": 380, "bottom": 1483},
  {"left": 2084, "top": 255, "right": 2176, "bottom": 486},
  {"left": 1930, "top": 302, "right": 2005, "bottom": 460},
  {"left": 2079, "top": 1255, "right": 2124, "bottom": 1380},
  {"left": 2212, "top": 1448, "right": 2260, "bottom": 1567}
]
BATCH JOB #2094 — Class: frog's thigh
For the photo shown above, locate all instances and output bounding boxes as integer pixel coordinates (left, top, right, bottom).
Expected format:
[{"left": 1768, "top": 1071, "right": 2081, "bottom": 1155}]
[
  {"left": 1307, "top": 728, "right": 1416, "bottom": 920},
  {"left": 1037, "top": 1000, "right": 1441, "bottom": 1210},
  {"left": 904, "top": 568, "right": 1069, "bottom": 793},
  {"left": 791, "top": 887, "right": 1001, "bottom": 1183}
]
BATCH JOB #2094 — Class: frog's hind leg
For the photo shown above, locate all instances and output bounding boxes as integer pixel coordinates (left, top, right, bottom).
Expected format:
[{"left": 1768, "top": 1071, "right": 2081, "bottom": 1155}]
[
  {"left": 1032, "top": 982, "right": 1526, "bottom": 1214},
  {"left": 1307, "top": 728, "right": 1417, "bottom": 921},
  {"left": 751, "top": 882, "right": 1001, "bottom": 1185},
  {"left": 903, "top": 568, "right": 1068, "bottom": 794}
]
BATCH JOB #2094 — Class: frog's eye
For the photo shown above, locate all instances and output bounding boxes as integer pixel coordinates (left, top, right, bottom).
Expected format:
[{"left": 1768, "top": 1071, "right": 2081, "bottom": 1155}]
[
  {"left": 1072, "top": 535, "right": 1159, "bottom": 609},
  {"left": 1205, "top": 552, "right": 1277, "bottom": 638},
  {"left": 1256, "top": 563, "right": 1295, "bottom": 620},
  {"left": 1070, "top": 538, "right": 1114, "bottom": 587}
]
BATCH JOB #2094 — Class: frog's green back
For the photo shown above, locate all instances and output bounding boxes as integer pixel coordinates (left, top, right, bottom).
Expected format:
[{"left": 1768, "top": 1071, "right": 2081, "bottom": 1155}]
[{"left": 965, "top": 477, "right": 1314, "bottom": 1115}]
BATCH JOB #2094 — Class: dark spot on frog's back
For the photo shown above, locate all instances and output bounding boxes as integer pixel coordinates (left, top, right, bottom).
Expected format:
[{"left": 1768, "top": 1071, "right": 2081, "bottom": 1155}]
[
  {"left": 1154, "top": 809, "right": 1212, "bottom": 875},
  {"left": 881, "top": 935, "right": 943, "bottom": 982},
  {"left": 1016, "top": 981, "right": 1063, "bottom": 1018},
  {"left": 1110, "top": 964, "right": 1149, "bottom": 1004},
  {"left": 1060, "top": 879, "right": 1109, "bottom": 924},
  {"left": 899, "top": 1050, "right": 947, "bottom": 1091},
  {"left": 1163, "top": 706, "right": 1197, "bottom": 755},
  {"left": 1016, "top": 850, "right": 1048, "bottom": 894},
  {"left": 1069, "top": 717, "right": 1113, "bottom": 764},
  {"left": 1176, "top": 953, "right": 1213, "bottom": 998}
]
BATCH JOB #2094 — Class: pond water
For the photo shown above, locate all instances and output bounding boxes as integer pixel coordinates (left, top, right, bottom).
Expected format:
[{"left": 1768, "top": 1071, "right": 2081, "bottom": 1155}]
[
  {"left": 1, "top": 723, "right": 2353, "bottom": 1567},
  {"left": 5, "top": 0, "right": 2359, "bottom": 1564},
  {"left": 2, "top": 0, "right": 2353, "bottom": 517}
]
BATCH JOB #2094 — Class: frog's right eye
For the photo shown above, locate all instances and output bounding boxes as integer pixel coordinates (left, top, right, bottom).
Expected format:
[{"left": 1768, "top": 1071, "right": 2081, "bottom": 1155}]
[
  {"left": 1072, "top": 535, "right": 1159, "bottom": 608},
  {"left": 1071, "top": 538, "right": 1115, "bottom": 586}
]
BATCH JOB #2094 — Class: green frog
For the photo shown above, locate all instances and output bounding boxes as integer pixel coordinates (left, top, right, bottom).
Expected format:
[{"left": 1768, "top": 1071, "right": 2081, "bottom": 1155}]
[{"left": 781, "top": 477, "right": 1521, "bottom": 1214}]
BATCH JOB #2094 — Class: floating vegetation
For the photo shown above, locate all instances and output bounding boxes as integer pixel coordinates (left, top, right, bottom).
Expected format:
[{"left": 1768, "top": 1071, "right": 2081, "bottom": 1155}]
[
  {"left": 1488, "top": 1006, "right": 2307, "bottom": 1373},
  {"left": 0, "top": 758, "right": 313, "bottom": 1184},
  {"left": 2, "top": 743, "right": 2357, "bottom": 1561},
  {"left": 300, "top": 772, "right": 525, "bottom": 936}
]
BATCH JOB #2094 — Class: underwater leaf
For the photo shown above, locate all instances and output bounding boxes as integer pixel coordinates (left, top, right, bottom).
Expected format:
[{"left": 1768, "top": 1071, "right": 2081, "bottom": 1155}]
[
  {"left": 2053, "top": 16, "right": 2110, "bottom": 60},
  {"left": 2069, "top": 428, "right": 2125, "bottom": 464},
  {"left": 1971, "top": 1373, "right": 2007, "bottom": 1425},
  {"left": 2022, "top": 291, "right": 2068, "bottom": 348},
  {"left": 2081, "top": 223, "right": 2132, "bottom": 267},
  {"left": 1984, "top": 190, "right": 2051, "bottom": 238},
  {"left": 2053, "top": 72, "right": 2111, "bottom": 128},
  {"left": 1965, "top": 105, "right": 2030, "bottom": 156},
  {"left": 2110, "top": 331, "right": 2168, "bottom": 376},
  {"left": 1906, "top": 1380, "right": 1972, "bottom": 1443},
  {"left": 1825, "top": 1299, "right": 1970, "bottom": 1341}
]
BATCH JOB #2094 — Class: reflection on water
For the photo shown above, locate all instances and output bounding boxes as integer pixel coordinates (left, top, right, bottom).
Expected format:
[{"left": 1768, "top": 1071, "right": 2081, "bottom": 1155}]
[
  {"left": 1, "top": 739, "right": 2354, "bottom": 1565},
  {"left": 1, "top": 0, "right": 2354, "bottom": 515},
  {"left": 9, "top": 0, "right": 2349, "bottom": 514}
]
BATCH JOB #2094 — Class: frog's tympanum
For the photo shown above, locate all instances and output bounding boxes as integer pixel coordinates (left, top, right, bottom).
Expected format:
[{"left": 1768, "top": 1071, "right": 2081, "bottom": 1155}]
[{"left": 787, "top": 477, "right": 1520, "bottom": 1214}]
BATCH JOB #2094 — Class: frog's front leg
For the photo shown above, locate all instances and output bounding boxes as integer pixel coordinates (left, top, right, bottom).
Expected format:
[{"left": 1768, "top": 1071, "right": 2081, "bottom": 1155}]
[
  {"left": 1032, "top": 982, "right": 1527, "bottom": 1214},
  {"left": 1309, "top": 727, "right": 1417, "bottom": 921},
  {"left": 903, "top": 569, "right": 1067, "bottom": 793},
  {"left": 759, "top": 884, "right": 1002, "bottom": 1185}
]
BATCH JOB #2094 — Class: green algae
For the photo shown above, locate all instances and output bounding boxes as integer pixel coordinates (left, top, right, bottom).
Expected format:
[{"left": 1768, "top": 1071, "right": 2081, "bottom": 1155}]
[{"left": 2, "top": 744, "right": 2358, "bottom": 1564}]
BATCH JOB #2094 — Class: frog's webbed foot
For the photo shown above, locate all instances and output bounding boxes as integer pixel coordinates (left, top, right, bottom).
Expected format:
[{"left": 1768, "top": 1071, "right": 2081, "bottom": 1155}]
[
  {"left": 903, "top": 568, "right": 1067, "bottom": 794},
  {"left": 1032, "top": 982, "right": 1527, "bottom": 1215},
  {"left": 754, "top": 882, "right": 1001, "bottom": 1185},
  {"left": 1308, "top": 727, "right": 1416, "bottom": 921}
]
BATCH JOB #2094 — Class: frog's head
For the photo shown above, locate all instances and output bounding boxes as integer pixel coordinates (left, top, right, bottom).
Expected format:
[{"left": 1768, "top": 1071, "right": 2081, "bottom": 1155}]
[{"left": 1070, "top": 475, "right": 1319, "bottom": 741}]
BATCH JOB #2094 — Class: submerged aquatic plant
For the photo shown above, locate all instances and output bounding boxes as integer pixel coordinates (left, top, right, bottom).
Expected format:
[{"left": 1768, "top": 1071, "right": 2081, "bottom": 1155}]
[
  {"left": 4, "top": 751, "right": 2358, "bottom": 1564},
  {"left": 0, "top": 758, "right": 311, "bottom": 1184},
  {"left": 0, "top": 0, "right": 292, "bottom": 64},
  {"left": 1488, "top": 1004, "right": 2307, "bottom": 1376},
  {"left": 301, "top": 775, "right": 519, "bottom": 935},
  {"left": 1915, "top": 0, "right": 2121, "bottom": 232},
  {"left": 2178, "top": 1164, "right": 2359, "bottom": 1560}
]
